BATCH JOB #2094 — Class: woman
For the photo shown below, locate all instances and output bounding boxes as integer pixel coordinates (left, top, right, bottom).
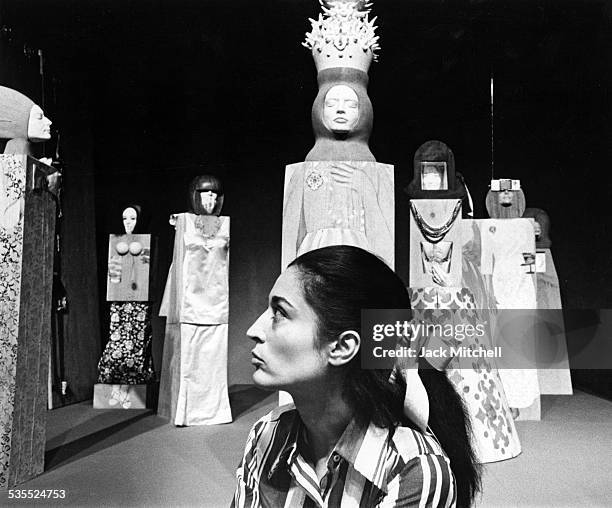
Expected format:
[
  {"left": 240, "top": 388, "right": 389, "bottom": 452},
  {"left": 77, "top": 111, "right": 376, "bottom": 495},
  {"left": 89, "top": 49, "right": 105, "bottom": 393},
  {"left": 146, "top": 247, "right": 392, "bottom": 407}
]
[{"left": 233, "top": 246, "right": 480, "bottom": 507}]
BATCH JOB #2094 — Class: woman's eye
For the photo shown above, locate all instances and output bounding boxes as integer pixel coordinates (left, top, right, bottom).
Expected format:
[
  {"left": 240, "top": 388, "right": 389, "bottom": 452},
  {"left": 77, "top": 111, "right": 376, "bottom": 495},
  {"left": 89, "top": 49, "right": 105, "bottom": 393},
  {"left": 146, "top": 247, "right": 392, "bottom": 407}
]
[{"left": 271, "top": 306, "right": 286, "bottom": 322}]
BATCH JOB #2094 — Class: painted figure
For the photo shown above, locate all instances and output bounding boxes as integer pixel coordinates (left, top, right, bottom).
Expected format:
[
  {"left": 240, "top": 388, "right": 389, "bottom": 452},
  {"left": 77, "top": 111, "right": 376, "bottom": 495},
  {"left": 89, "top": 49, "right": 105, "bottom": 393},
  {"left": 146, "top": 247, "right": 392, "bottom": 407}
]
[
  {"left": 409, "top": 199, "right": 521, "bottom": 463},
  {"left": 158, "top": 175, "right": 232, "bottom": 425},
  {"left": 484, "top": 184, "right": 541, "bottom": 418},
  {"left": 97, "top": 205, "right": 155, "bottom": 390},
  {"left": 523, "top": 207, "right": 573, "bottom": 395}
]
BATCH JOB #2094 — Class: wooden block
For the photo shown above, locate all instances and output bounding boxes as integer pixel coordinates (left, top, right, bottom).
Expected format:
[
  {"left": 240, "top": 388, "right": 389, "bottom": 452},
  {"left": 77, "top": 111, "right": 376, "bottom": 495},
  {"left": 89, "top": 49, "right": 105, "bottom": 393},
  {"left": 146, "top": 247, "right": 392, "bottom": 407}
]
[
  {"left": 93, "top": 384, "right": 148, "bottom": 409},
  {"left": 0, "top": 155, "right": 56, "bottom": 489}
]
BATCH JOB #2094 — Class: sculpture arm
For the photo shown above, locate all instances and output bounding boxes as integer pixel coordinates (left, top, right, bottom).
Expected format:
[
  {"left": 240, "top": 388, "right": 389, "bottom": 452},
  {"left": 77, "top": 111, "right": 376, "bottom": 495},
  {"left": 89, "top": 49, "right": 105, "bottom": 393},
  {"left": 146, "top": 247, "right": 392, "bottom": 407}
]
[
  {"left": 282, "top": 168, "right": 305, "bottom": 269},
  {"left": 363, "top": 166, "right": 394, "bottom": 267},
  {"left": 480, "top": 224, "right": 494, "bottom": 276}
]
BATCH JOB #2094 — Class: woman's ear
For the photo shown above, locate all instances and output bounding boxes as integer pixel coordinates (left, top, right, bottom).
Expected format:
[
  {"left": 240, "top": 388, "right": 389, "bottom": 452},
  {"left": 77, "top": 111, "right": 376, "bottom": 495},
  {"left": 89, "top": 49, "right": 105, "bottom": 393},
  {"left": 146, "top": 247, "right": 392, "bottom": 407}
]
[{"left": 327, "top": 330, "right": 360, "bottom": 366}]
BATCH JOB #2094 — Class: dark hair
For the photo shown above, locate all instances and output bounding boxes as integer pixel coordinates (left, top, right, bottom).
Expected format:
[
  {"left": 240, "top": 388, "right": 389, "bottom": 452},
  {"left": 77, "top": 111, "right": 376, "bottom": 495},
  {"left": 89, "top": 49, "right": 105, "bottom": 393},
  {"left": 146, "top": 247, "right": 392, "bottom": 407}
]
[
  {"left": 188, "top": 174, "right": 224, "bottom": 215},
  {"left": 523, "top": 207, "right": 552, "bottom": 248},
  {"left": 289, "top": 245, "right": 481, "bottom": 508}
]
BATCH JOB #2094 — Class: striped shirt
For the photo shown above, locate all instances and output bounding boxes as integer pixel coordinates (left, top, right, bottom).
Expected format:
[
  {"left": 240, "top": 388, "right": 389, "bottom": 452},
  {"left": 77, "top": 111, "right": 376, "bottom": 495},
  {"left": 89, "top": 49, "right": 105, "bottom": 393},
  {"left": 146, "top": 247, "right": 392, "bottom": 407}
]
[{"left": 231, "top": 404, "right": 456, "bottom": 508}]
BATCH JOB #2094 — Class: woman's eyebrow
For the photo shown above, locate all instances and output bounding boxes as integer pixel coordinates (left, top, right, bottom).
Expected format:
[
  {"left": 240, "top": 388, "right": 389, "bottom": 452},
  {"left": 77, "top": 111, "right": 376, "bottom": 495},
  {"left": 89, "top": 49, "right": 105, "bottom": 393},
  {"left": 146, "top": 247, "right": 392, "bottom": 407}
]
[{"left": 270, "top": 295, "right": 295, "bottom": 308}]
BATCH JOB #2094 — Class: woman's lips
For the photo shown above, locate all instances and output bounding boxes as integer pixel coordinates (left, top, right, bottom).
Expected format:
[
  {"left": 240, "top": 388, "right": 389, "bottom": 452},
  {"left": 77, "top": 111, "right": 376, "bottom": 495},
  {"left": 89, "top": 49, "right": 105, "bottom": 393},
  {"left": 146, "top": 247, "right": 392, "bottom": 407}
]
[{"left": 251, "top": 351, "right": 264, "bottom": 366}]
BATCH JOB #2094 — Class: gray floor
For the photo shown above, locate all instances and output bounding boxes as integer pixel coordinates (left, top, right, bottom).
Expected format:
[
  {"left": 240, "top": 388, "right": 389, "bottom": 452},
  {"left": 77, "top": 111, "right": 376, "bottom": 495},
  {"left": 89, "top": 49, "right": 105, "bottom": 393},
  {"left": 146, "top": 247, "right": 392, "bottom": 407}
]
[{"left": 1, "top": 388, "right": 611, "bottom": 507}]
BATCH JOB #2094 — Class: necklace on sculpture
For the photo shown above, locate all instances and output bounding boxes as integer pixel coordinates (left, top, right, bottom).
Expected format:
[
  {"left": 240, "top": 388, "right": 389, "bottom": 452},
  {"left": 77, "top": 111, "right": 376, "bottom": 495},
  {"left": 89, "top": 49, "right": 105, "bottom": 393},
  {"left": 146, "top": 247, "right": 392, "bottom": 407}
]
[
  {"left": 410, "top": 200, "right": 462, "bottom": 244},
  {"left": 195, "top": 215, "right": 222, "bottom": 238}
]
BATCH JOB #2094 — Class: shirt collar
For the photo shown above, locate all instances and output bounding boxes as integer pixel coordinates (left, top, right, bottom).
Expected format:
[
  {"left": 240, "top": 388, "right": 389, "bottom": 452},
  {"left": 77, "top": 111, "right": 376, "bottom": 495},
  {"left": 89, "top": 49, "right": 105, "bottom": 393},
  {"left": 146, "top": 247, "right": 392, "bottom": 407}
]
[{"left": 268, "top": 411, "right": 391, "bottom": 493}]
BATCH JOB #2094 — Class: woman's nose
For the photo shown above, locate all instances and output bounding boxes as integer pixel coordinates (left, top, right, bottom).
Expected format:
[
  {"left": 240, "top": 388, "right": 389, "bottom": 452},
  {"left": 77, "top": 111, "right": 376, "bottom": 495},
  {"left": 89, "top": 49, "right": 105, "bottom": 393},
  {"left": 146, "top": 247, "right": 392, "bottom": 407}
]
[{"left": 246, "top": 310, "right": 268, "bottom": 342}]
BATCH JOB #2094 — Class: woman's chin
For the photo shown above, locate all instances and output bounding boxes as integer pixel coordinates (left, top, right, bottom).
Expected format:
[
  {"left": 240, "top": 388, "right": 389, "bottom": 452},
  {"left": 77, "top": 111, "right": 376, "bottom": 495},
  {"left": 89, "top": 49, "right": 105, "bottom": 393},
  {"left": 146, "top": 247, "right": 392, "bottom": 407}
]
[{"left": 252, "top": 370, "right": 278, "bottom": 391}]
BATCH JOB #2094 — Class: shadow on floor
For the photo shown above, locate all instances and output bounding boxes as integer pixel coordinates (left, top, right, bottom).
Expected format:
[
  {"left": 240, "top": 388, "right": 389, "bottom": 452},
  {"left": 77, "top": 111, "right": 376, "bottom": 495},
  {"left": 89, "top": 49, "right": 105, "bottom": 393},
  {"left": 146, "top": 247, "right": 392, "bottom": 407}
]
[
  {"left": 45, "top": 411, "right": 165, "bottom": 471},
  {"left": 43, "top": 384, "right": 270, "bottom": 473}
]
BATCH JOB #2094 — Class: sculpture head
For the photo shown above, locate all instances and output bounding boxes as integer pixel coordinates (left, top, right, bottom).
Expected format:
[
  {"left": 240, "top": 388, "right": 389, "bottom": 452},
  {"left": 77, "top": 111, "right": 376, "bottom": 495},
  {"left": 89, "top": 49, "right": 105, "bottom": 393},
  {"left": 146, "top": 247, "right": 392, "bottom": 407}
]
[
  {"left": 189, "top": 174, "right": 224, "bottom": 216},
  {"left": 322, "top": 85, "right": 359, "bottom": 134},
  {"left": 302, "top": 1, "right": 380, "bottom": 162},
  {"left": 485, "top": 187, "right": 526, "bottom": 219},
  {"left": 118, "top": 204, "right": 148, "bottom": 234},
  {"left": 122, "top": 206, "right": 138, "bottom": 234},
  {"left": 0, "top": 86, "right": 52, "bottom": 152},
  {"left": 306, "top": 68, "right": 375, "bottom": 161},
  {"left": 404, "top": 140, "right": 469, "bottom": 210},
  {"left": 27, "top": 104, "right": 52, "bottom": 142}
]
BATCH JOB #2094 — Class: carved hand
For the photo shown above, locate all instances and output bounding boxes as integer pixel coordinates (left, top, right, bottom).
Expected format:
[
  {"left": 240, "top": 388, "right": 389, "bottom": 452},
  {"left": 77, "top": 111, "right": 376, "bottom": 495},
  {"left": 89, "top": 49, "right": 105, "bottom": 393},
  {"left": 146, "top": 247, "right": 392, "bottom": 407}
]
[
  {"left": 329, "top": 162, "right": 356, "bottom": 186},
  {"left": 430, "top": 265, "right": 449, "bottom": 287},
  {"left": 108, "top": 255, "right": 123, "bottom": 281}
]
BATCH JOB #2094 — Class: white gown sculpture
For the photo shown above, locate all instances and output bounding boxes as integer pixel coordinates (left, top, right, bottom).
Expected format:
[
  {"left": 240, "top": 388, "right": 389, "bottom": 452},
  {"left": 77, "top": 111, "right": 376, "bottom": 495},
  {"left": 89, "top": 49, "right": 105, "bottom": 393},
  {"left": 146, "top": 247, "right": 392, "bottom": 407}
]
[{"left": 159, "top": 175, "right": 232, "bottom": 425}]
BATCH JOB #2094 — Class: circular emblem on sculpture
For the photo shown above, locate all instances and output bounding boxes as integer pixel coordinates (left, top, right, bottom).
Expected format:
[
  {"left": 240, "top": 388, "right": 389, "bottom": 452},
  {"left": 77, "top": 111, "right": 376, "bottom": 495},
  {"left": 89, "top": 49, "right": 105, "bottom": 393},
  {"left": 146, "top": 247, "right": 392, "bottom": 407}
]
[
  {"left": 489, "top": 226, "right": 496, "bottom": 234},
  {"left": 306, "top": 169, "right": 324, "bottom": 191}
]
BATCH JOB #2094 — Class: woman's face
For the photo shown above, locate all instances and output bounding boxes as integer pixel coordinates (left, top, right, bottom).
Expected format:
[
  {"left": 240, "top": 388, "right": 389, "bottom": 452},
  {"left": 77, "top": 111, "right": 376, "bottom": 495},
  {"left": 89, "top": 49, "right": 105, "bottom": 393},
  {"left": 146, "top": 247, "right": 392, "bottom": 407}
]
[
  {"left": 247, "top": 267, "right": 328, "bottom": 392},
  {"left": 498, "top": 190, "right": 514, "bottom": 206},
  {"left": 199, "top": 190, "right": 218, "bottom": 215},
  {"left": 27, "top": 104, "right": 52, "bottom": 141},
  {"left": 422, "top": 170, "right": 443, "bottom": 190},
  {"left": 122, "top": 207, "right": 138, "bottom": 234},
  {"left": 322, "top": 84, "right": 359, "bottom": 134}
]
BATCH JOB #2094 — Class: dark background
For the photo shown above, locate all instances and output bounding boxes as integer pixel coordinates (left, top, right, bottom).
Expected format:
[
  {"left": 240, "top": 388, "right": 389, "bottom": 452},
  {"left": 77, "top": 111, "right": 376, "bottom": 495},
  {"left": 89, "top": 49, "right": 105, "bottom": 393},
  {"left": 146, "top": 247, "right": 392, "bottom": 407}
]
[{"left": 2, "top": 0, "right": 611, "bottom": 395}]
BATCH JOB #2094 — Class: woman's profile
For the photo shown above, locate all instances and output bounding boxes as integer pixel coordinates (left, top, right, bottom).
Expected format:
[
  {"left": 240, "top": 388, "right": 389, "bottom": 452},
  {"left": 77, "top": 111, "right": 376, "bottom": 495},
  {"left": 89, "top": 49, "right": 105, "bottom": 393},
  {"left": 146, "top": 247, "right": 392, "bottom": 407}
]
[{"left": 233, "top": 245, "right": 480, "bottom": 507}]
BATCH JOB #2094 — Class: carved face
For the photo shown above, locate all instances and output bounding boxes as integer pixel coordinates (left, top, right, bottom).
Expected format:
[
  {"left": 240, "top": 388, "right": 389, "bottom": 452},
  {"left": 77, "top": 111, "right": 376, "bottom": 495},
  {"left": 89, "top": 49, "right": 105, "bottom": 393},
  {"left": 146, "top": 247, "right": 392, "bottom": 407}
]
[
  {"left": 27, "top": 105, "right": 52, "bottom": 141},
  {"left": 322, "top": 85, "right": 359, "bottom": 134},
  {"left": 122, "top": 207, "right": 138, "bottom": 234},
  {"left": 498, "top": 190, "right": 514, "bottom": 207},
  {"left": 199, "top": 191, "right": 218, "bottom": 215},
  {"left": 534, "top": 221, "right": 542, "bottom": 238}
]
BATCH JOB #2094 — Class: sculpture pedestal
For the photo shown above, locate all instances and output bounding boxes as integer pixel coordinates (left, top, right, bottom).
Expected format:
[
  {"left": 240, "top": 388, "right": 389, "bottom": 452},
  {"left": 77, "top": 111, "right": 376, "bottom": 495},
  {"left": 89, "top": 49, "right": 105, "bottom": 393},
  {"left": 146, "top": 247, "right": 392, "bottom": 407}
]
[
  {"left": 0, "top": 155, "right": 57, "bottom": 488},
  {"left": 93, "top": 384, "right": 150, "bottom": 409}
]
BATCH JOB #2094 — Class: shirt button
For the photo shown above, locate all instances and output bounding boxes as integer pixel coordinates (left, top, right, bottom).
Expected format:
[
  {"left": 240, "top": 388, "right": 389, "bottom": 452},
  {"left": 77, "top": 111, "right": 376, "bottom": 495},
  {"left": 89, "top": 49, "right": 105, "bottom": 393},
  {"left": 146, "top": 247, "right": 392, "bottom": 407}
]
[{"left": 332, "top": 454, "right": 341, "bottom": 463}]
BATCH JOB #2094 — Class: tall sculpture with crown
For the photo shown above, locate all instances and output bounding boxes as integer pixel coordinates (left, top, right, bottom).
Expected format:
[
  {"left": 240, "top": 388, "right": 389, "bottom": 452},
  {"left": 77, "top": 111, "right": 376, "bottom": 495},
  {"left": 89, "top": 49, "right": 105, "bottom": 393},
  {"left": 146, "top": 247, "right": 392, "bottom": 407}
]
[{"left": 282, "top": 0, "right": 394, "bottom": 270}]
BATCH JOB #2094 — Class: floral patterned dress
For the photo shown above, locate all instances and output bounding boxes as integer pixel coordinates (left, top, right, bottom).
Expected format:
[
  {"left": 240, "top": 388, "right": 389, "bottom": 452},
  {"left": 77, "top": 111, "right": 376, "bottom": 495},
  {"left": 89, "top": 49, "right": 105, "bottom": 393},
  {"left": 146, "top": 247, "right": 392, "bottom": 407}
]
[{"left": 97, "top": 302, "right": 155, "bottom": 384}]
